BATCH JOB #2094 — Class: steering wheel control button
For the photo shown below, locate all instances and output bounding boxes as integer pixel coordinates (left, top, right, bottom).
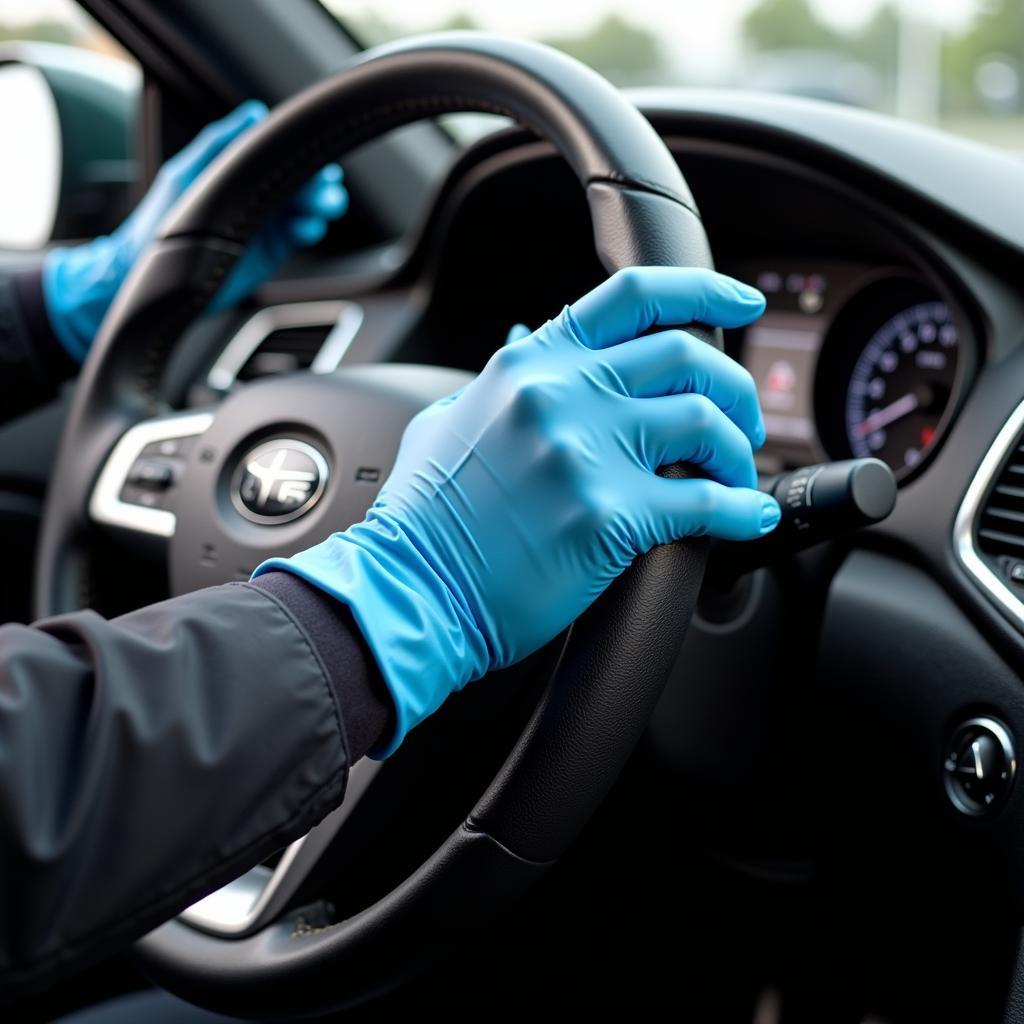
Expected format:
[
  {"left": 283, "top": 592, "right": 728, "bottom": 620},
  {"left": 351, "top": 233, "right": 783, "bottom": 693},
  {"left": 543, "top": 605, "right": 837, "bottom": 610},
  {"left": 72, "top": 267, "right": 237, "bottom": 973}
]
[
  {"left": 127, "top": 458, "right": 177, "bottom": 490},
  {"left": 943, "top": 717, "right": 1016, "bottom": 817},
  {"left": 119, "top": 485, "right": 167, "bottom": 510},
  {"left": 140, "top": 436, "right": 196, "bottom": 459},
  {"left": 231, "top": 438, "right": 329, "bottom": 525}
]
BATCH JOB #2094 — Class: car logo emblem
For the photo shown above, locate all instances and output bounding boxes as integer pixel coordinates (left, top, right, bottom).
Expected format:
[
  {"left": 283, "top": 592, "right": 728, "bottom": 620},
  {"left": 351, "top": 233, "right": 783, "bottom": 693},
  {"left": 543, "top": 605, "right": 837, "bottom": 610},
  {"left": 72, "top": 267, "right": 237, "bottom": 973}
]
[{"left": 232, "top": 439, "right": 329, "bottom": 524}]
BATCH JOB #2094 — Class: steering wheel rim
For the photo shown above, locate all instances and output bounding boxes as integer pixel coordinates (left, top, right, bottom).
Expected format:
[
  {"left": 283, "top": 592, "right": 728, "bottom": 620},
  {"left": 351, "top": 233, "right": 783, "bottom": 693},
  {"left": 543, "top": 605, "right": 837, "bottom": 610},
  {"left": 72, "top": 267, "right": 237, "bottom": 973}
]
[{"left": 35, "top": 33, "right": 718, "bottom": 1017}]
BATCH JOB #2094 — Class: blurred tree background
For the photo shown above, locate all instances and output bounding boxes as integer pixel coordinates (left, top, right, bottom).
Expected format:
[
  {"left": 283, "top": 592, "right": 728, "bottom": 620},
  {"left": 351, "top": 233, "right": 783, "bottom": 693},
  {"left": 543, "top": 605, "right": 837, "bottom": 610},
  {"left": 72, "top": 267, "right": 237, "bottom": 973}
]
[
  {"left": 0, "top": 6, "right": 125, "bottom": 58},
  {"left": 351, "top": 9, "right": 668, "bottom": 85},
  {"left": 2, "top": 1, "right": 1020, "bottom": 150},
  {"left": 540, "top": 14, "right": 665, "bottom": 83},
  {"left": 0, "top": 18, "right": 76, "bottom": 45},
  {"left": 943, "top": 0, "right": 1024, "bottom": 115},
  {"left": 745, "top": 0, "right": 844, "bottom": 52},
  {"left": 346, "top": 0, "right": 1022, "bottom": 126},
  {"left": 743, "top": 0, "right": 1023, "bottom": 118}
]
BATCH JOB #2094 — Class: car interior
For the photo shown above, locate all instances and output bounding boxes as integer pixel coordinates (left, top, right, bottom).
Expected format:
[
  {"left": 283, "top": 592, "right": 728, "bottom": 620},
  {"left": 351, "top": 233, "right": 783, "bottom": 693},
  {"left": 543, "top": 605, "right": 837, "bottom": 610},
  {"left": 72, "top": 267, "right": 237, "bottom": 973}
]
[{"left": 3, "top": 0, "right": 1024, "bottom": 1021}]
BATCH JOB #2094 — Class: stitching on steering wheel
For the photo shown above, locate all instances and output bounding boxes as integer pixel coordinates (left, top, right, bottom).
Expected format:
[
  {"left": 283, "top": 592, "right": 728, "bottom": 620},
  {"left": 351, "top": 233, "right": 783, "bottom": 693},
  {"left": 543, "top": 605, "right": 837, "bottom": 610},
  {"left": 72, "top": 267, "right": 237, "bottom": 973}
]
[{"left": 134, "top": 250, "right": 231, "bottom": 404}]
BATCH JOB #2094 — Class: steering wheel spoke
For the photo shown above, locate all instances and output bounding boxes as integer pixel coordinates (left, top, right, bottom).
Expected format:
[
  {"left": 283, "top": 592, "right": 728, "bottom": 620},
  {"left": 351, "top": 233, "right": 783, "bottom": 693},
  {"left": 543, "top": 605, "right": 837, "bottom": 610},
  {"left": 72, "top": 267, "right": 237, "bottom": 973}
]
[
  {"left": 89, "top": 411, "right": 215, "bottom": 539},
  {"left": 179, "top": 758, "right": 381, "bottom": 938}
]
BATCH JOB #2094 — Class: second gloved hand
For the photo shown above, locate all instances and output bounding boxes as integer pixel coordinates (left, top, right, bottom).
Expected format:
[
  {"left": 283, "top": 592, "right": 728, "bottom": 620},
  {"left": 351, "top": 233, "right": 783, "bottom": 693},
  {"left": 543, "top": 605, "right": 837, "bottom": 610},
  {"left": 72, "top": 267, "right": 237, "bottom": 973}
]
[
  {"left": 255, "top": 267, "right": 780, "bottom": 756},
  {"left": 43, "top": 100, "right": 347, "bottom": 362}
]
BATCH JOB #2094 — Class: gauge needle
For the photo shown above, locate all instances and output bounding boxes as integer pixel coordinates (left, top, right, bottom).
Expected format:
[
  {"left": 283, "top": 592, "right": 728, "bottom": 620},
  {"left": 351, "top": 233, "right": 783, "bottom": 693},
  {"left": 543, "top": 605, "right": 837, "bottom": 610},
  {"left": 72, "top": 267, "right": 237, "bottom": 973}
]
[{"left": 855, "top": 392, "right": 920, "bottom": 437}]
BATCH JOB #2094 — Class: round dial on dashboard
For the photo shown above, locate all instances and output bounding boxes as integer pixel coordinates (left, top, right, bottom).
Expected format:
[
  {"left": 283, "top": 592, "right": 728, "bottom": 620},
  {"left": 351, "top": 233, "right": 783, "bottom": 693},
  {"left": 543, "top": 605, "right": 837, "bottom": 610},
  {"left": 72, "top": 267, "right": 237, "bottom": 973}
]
[
  {"left": 844, "top": 300, "right": 958, "bottom": 471},
  {"left": 815, "top": 278, "right": 966, "bottom": 482}
]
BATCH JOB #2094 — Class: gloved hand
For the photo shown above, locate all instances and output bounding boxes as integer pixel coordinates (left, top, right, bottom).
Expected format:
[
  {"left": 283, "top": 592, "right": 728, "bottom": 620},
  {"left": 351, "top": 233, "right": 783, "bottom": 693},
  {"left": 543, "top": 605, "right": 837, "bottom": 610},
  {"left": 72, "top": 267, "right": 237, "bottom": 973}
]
[
  {"left": 255, "top": 267, "right": 779, "bottom": 757},
  {"left": 43, "top": 100, "right": 347, "bottom": 361}
]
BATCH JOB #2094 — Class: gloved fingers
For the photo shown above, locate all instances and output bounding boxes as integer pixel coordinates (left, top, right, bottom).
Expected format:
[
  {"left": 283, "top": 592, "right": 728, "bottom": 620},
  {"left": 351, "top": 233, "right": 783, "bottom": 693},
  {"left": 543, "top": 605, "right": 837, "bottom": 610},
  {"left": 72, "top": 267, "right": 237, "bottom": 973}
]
[
  {"left": 505, "top": 323, "right": 531, "bottom": 345},
  {"left": 280, "top": 165, "right": 346, "bottom": 249},
  {"left": 638, "top": 475, "right": 780, "bottom": 546},
  {"left": 598, "top": 329, "right": 765, "bottom": 449},
  {"left": 286, "top": 215, "right": 330, "bottom": 247},
  {"left": 208, "top": 167, "right": 347, "bottom": 312},
  {"left": 208, "top": 207, "right": 296, "bottom": 312},
  {"left": 165, "top": 99, "right": 269, "bottom": 181},
  {"left": 288, "top": 164, "right": 348, "bottom": 220},
  {"left": 565, "top": 266, "right": 765, "bottom": 351},
  {"left": 632, "top": 392, "right": 758, "bottom": 489}
]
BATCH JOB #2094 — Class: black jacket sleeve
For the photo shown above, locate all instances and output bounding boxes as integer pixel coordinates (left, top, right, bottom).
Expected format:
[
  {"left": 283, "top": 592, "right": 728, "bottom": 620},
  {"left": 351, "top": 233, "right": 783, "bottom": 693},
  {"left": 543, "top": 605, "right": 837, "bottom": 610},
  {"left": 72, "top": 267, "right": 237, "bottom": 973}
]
[
  {"left": 0, "top": 577, "right": 390, "bottom": 996},
  {"left": 0, "top": 266, "right": 77, "bottom": 425}
]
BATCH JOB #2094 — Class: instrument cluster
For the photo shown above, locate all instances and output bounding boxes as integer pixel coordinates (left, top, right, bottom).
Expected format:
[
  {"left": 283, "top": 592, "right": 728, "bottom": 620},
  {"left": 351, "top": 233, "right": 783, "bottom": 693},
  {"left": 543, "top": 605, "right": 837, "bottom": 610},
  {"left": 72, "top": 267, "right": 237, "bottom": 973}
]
[{"left": 726, "top": 261, "right": 969, "bottom": 483}]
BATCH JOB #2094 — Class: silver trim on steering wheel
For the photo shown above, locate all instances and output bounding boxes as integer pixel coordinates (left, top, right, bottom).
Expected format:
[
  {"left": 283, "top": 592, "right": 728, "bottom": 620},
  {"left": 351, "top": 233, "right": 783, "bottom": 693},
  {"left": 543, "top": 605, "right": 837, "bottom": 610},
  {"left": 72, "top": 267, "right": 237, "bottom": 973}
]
[
  {"left": 953, "top": 397, "right": 1024, "bottom": 630},
  {"left": 179, "top": 758, "right": 382, "bottom": 937},
  {"left": 89, "top": 412, "right": 215, "bottom": 537},
  {"left": 206, "top": 300, "right": 364, "bottom": 393}
]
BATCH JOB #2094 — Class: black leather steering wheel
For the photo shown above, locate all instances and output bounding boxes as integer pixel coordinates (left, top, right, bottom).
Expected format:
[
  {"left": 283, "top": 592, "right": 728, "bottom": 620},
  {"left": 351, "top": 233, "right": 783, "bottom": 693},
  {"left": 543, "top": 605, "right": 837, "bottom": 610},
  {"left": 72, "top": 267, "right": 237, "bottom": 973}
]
[{"left": 34, "top": 33, "right": 718, "bottom": 1017}]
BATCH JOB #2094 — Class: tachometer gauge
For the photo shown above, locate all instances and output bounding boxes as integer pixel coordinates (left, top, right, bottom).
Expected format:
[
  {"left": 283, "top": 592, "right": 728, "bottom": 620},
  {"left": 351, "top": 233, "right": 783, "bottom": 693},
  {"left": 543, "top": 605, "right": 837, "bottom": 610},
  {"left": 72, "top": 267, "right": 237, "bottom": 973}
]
[{"left": 844, "top": 301, "right": 959, "bottom": 477}]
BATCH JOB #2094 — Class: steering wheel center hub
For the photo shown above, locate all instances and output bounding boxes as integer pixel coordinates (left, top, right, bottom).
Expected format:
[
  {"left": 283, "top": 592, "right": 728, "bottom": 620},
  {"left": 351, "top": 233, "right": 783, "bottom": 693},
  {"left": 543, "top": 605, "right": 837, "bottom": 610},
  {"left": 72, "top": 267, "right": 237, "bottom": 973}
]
[
  {"left": 231, "top": 437, "right": 331, "bottom": 525},
  {"left": 168, "top": 364, "right": 470, "bottom": 595}
]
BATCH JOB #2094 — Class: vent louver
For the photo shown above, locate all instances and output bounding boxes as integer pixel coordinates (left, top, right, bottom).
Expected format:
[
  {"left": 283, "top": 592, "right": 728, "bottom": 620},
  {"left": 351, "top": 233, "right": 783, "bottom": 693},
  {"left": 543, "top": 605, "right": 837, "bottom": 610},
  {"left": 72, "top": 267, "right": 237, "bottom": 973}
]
[
  {"left": 205, "top": 301, "right": 363, "bottom": 394},
  {"left": 977, "top": 438, "right": 1024, "bottom": 560},
  {"left": 955, "top": 399, "right": 1024, "bottom": 630},
  {"left": 235, "top": 324, "right": 333, "bottom": 383}
]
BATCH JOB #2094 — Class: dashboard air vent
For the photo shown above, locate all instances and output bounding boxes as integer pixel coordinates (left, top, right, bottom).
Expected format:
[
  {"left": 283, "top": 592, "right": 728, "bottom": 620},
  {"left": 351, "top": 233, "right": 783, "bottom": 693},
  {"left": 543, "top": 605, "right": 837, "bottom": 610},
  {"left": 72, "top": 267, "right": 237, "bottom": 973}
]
[
  {"left": 235, "top": 324, "right": 332, "bottom": 382},
  {"left": 956, "top": 400, "right": 1024, "bottom": 630},
  {"left": 205, "top": 300, "right": 363, "bottom": 393},
  {"left": 977, "top": 438, "right": 1024, "bottom": 560}
]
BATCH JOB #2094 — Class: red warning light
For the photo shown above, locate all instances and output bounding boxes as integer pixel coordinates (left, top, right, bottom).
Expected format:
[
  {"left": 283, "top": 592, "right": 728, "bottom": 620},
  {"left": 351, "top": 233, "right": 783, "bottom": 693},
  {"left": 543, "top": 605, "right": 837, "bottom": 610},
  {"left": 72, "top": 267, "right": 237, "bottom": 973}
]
[{"left": 920, "top": 425, "right": 936, "bottom": 447}]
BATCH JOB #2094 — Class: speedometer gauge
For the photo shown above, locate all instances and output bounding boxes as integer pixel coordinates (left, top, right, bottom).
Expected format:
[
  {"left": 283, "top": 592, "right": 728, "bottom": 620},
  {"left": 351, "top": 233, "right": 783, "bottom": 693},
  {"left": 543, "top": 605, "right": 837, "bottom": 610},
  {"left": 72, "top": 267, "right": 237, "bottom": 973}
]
[
  {"left": 813, "top": 277, "right": 968, "bottom": 482},
  {"left": 844, "top": 301, "right": 959, "bottom": 477}
]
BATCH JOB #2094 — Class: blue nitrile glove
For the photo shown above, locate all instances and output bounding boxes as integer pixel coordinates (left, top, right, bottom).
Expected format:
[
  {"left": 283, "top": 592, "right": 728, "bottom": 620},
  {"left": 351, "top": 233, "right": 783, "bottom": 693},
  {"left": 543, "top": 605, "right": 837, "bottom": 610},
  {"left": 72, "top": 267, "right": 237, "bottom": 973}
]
[
  {"left": 254, "top": 267, "right": 780, "bottom": 757},
  {"left": 42, "top": 100, "right": 347, "bottom": 361}
]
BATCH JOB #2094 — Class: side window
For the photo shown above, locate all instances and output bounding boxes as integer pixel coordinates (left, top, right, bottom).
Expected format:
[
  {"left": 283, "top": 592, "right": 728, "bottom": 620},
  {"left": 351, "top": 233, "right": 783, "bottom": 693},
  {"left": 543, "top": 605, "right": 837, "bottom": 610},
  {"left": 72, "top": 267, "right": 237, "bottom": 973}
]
[
  {"left": 0, "top": 0, "right": 141, "bottom": 248},
  {"left": 0, "top": 1, "right": 133, "bottom": 61}
]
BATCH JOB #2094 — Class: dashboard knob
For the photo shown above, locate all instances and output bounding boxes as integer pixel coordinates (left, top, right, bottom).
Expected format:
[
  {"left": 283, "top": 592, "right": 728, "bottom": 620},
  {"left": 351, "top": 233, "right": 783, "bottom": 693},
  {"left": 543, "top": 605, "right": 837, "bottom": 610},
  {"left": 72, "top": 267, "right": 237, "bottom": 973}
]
[{"left": 943, "top": 717, "right": 1017, "bottom": 817}]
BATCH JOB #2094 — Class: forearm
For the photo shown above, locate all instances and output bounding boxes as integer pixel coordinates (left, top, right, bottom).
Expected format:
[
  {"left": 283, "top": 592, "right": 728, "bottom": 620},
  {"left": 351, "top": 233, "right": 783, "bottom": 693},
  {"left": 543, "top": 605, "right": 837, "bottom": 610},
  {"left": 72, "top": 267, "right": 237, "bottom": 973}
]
[
  {"left": 0, "top": 577, "right": 388, "bottom": 995},
  {"left": 0, "top": 267, "right": 76, "bottom": 424}
]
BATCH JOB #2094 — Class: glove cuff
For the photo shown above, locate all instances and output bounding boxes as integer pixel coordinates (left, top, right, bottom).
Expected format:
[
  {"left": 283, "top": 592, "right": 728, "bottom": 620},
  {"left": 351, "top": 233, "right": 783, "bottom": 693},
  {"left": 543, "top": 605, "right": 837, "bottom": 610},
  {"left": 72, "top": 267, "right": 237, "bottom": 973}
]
[
  {"left": 253, "top": 516, "right": 490, "bottom": 757},
  {"left": 42, "top": 238, "right": 128, "bottom": 363}
]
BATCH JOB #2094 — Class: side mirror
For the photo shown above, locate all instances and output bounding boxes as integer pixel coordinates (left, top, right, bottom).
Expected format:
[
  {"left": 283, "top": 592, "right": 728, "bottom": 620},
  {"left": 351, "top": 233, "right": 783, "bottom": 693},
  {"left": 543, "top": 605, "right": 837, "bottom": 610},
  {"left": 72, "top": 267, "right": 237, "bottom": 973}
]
[
  {"left": 0, "top": 41, "right": 141, "bottom": 250},
  {"left": 0, "top": 63, "right": 61, "bottom": 248}
]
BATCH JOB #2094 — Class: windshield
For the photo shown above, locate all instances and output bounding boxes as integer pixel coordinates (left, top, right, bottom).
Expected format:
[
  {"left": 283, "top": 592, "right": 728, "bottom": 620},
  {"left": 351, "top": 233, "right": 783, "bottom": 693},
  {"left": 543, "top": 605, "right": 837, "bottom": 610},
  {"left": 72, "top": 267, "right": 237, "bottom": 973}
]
[{"left": 322, "top": 0, "right": 1022, "bottom": 155}]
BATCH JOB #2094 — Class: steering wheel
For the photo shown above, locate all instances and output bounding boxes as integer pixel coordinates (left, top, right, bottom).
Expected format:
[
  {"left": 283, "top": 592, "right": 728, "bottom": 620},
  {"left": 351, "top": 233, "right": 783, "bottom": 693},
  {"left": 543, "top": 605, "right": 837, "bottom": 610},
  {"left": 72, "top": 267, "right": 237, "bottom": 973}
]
[{"left": 34, "top": 34, "right": 718, "bottom": 1018}]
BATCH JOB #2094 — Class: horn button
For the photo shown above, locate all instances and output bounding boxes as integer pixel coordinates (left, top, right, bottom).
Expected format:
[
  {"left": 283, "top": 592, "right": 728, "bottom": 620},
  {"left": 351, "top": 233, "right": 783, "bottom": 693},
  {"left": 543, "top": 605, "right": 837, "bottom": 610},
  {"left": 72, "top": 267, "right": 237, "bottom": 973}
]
[{"left": 169, "top": 364, "right": 471, "bottom": 596}]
